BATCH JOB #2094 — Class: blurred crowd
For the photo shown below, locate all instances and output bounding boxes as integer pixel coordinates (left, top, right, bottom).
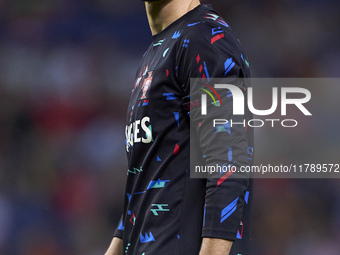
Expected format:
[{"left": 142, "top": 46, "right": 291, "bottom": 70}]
[{"left": 0, "top": 0, "right": 339, "bottom": 254}]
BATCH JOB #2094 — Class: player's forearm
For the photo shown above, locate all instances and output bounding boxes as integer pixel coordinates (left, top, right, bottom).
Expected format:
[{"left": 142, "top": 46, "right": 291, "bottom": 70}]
[
  {"left": 105, "top": 237, "right": 123, "bottom": 255},
  {"left": 199, "top": 237, "right": 233, "bottom": 255}
]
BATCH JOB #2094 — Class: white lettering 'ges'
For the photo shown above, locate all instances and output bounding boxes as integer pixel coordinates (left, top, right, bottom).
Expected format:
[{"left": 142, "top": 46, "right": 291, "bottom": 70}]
[{"left": 125, "top": 116, "right": 152, "bottom": 152}]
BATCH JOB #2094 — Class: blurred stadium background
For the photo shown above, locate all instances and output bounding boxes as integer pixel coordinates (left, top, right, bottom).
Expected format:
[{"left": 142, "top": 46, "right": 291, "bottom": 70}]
[{"left": 0, "top": 0, "right": 339, "bottom": 254}]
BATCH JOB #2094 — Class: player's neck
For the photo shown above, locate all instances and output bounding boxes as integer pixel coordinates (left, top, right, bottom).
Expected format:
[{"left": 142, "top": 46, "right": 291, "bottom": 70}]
[{"left": 145, "top": 0, "right": 200, "bottom": 36}]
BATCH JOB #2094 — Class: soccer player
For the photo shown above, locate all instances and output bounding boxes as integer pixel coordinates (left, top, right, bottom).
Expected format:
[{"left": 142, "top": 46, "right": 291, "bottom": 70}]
[{"left": 105, "top": 0, "right": 253, "bottom": 255}]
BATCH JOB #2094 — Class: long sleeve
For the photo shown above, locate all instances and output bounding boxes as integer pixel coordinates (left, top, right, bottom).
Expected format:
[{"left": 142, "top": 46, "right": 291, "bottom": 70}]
[
  {"left": 177, "top": 20, "right": 252, "bottom": 241},
  {"left": 113, "top": 214, "right": 124, "bottom": 239}
]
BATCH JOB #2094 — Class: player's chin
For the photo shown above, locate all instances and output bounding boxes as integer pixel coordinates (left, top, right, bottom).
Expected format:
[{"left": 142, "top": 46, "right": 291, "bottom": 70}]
[{"left": 141, "top": 0, "right": 164, "bottom": 2}]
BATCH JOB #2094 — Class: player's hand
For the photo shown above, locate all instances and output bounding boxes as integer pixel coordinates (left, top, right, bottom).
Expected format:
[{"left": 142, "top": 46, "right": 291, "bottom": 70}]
[{"left": 105, "top": 237, "right": 123, "bottom": 255}]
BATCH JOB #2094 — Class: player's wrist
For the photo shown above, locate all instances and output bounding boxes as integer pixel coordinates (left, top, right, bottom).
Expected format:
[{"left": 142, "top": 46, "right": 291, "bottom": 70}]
[
  {"left": 199, "top": 237, "right": 233, "bottom": 255},
  {"left": 104, "top": 237, "right": 123, "bottom": 255}
]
